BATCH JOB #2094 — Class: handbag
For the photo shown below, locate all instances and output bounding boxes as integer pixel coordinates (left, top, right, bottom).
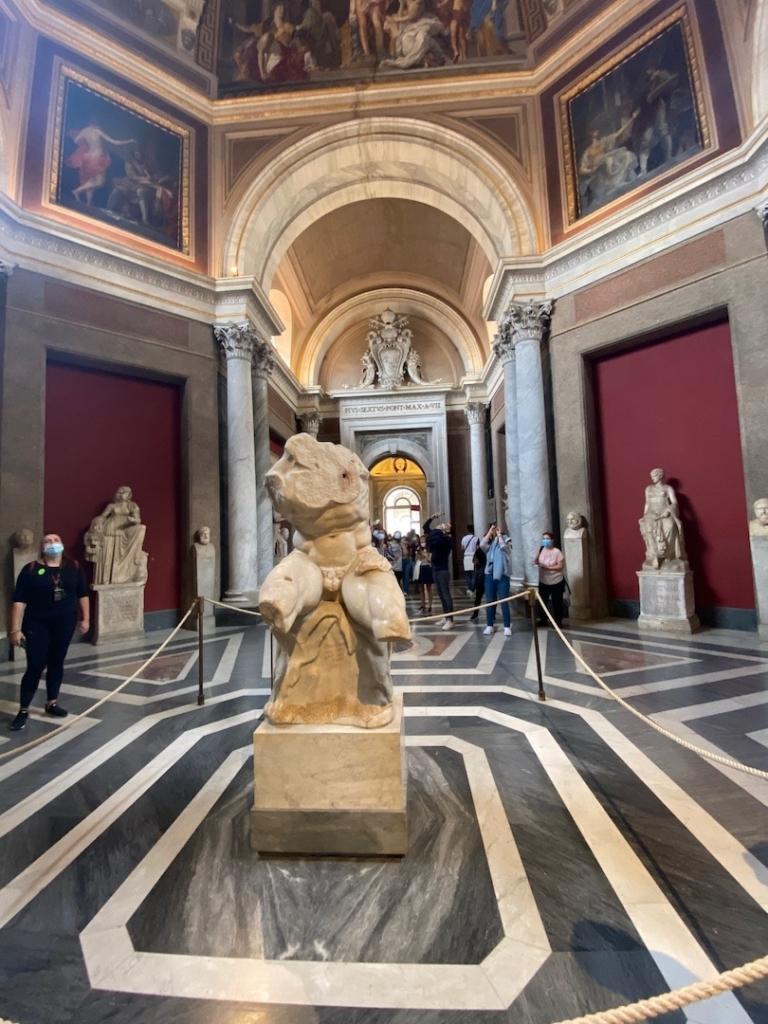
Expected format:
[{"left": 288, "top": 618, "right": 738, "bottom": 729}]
[
  {"left": 463, "top": 553, "right": 475, "bottom": 571},
  {"left": 412, "top": 561, "right": 422, "bottom": 581}
]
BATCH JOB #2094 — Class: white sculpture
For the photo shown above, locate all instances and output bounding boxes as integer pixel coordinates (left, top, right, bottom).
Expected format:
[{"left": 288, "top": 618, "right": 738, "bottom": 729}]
[
  {"left": 358, "top": 308, "right": 439, "bottom": 389},
  {"left": 638, "top": 468, "right": 688, "bottom": 571},
  {"left": 85, "top": 486, "right": 148, "bottom": 584},
  {"left": 750, "top": 498, "right": 768, "bottom": 538},
  {"left": 563, "top": 511, "right": 591, "bottom": 621},
  {"left": 192, "top": 526, "right": 215, "bottom": 617},
  {"left": 12, "top": 528, "right": 37, "bottom": 584},
  {"left": 258, "top": 433, "right": 411, "bottom": 728}
]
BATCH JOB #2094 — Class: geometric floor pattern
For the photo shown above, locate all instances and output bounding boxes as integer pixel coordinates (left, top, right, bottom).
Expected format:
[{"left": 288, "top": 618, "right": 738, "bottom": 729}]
[{"left": 1, "top": 597, "right": 767, "bottom": 1023}]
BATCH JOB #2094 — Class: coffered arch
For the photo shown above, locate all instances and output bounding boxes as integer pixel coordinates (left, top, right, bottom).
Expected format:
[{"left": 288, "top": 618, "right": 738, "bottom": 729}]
[{"left": 221, "top": 117, "right": 540, "bottom": 289}]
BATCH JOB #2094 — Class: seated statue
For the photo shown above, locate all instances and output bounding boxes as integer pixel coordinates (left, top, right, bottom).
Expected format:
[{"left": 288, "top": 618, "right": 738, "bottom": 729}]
[
  {"left": 258, "top": 434, "right": 411, "bottom": 728},
  {"left": 85, "top": 486, "right": 148, "bottom": 585},
  {"left": 639, "top": 468, "right": 688, "bottom": 571}
]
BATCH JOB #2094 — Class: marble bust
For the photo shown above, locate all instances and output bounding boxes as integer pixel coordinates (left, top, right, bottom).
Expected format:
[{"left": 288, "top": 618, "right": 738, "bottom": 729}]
[
  {"left": 12, "top": 527, "right": 37, "bottom": 583},
  {"left": 638, "top": 468, "right": 688, "bottom": 571},
  {"left": 85, "top": 486, "right": 148, "bottom": 585},
  {"left": 750, "top": 498, "right": 768, "bottom": 538},
  {"left": 258, "top": 433, "right": 411, "bottom": 728},
  {"left": 564, "top": 511, "right": 584, "bottom": 536}
]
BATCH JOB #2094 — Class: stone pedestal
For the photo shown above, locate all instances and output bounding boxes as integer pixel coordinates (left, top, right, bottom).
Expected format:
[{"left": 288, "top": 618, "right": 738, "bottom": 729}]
[
  {"left": 564, "top": 528, "right": 591, "bottom": 621},
  {"left": 251, "top": 694, "right": 408, "bottom": 856},
  {"left": 750, "top": 536, "right": 768, "bottom": 640},
  {"left": 637, "top": 570, "right": 699, "bottom": 634},
  {"left": 91, "top": 582, "right": 145, "bottom": 644}
]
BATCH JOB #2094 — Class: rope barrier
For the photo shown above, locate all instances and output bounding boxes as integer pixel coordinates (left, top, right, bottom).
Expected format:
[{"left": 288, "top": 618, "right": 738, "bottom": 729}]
[
  {"left": 206, "top": 597, "right": 263, "bottom": 618},
  {"left": 0, "top": 602, "right": 197, "bottom": 762},
  {"left": 535, "top": 591, "right": 768, "bottom": 781},
  {"left": 550, "top": 954, "right": 768, "bottom": 1023}
]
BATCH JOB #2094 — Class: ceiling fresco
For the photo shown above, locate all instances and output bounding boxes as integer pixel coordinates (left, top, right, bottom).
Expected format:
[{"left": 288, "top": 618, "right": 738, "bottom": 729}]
[{"left": 216, "top": 0, "right": 533, "bottom": 94}]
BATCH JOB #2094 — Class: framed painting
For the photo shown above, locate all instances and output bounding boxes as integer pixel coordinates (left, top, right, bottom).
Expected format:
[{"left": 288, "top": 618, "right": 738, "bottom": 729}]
[
  {"left": 559, "top": 7, "right": 711, "bottom": 225},
  {"left": 48, "top": 63, "right": 191, "bottom": 254}
]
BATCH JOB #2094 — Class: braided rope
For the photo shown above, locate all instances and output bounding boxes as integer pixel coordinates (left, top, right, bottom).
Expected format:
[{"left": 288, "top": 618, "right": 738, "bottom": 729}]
[
  {"left": 535, "top": 592, "right": 768, "bottom": 781},
  {"left": 0, "top": 603, "right": 197, "bottom": 762},
  {"left": 551, "top": 954, "right": 768, "bottom": 1023}
]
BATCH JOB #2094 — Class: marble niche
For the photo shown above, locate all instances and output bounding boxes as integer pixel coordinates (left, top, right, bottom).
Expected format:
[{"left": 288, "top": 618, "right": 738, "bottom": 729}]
[
  {"left": 636, "top": 469, "right": 699, "bottom": 633},
  {"left": 252, "top": 433, "right": 412, "bottom": 856},
  {"left": 749, "top": 498, "right": 768, "bottom": 640},
  {"left": 85, "top": 486, "right": 149, "bottom": 644}
]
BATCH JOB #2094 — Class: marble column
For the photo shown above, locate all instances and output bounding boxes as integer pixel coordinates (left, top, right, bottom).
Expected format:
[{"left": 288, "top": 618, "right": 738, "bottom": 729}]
[
  {"left": 215, "top": 323, "right": 259, "bottom": 603},
  {"left": 492, "top": 324, "right": 525, "bottom": 586},
  {"left": 252, "top": 340, "right": 277, "bottom": 584},
  {"left": 465, "top": 402, "right": 489, "bottom": 536},
  {"left": 510, "top": 301, "right": 553, "bottom": 585},
  {"left": 298, "top": 411, "right": 322, "bottom": 438}
]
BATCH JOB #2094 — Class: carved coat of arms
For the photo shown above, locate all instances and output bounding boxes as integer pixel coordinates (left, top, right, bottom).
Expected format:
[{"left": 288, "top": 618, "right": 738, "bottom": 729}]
[{"left": 359, "top": 309, "right": 438, "bottom": 389}]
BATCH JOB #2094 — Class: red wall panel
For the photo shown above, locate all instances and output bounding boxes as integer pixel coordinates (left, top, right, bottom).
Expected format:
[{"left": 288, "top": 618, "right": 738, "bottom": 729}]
[
  {"left": 593, "top": 321, "right": 753, "bottom": 611},
  {"left": 44, "top": 363, "right": 182, "bottom": 612}
]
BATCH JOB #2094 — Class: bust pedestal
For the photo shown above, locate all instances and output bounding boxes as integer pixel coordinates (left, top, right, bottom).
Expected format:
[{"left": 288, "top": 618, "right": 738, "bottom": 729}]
[
  {"left": 251, "top": 694, "right": 408, "bottom": 856},
  {"left": 637, "top": 570, "right": 699, "bottom": 634},
  {"left": 563, "top": 528, "right": 591, "bottom": 621},
  {"left": 92, "top": 582, "right": 145, "bottom": 644},
  {"left": 750, "top": 536, "right": 768, "bottom": 640}
]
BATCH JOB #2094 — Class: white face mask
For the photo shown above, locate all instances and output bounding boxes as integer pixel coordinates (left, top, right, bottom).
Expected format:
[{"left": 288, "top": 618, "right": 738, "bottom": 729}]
[{"left": 43, "top": 543, "right": 64, "bottom": 557}]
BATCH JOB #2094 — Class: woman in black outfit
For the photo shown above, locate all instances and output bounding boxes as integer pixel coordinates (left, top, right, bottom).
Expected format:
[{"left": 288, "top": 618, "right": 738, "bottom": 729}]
[{"left": 8, "top": 533, "right": 89, "bottom": 731}]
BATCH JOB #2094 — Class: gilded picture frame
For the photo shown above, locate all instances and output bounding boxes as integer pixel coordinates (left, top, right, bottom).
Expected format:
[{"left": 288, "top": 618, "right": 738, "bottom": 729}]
[
  {"left": 48, "top": 62, "right": 192, "bottom": 255},
  {"left": 558, "top": 6, "right": 712, "bottom": 226}
]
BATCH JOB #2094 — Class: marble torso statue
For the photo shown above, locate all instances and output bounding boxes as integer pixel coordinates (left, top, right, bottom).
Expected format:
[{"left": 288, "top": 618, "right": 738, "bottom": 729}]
[
  {"left": 638, "top": 468, "right": 688, "bottom": 571},
  {"left": 85, "top": 486, "right": 149, "bottom": 585},
  {"left": 258, "top": 434, "right": 411, "bottom": 728}
]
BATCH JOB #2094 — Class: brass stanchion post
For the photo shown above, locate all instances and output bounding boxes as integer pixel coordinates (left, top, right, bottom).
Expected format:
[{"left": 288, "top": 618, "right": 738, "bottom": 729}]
[
  {"left": 528, "top": 587, "right": 546, "bottom": 702},
  {"left": 197, "top": 596, "right": 205, "bottom": 706}
]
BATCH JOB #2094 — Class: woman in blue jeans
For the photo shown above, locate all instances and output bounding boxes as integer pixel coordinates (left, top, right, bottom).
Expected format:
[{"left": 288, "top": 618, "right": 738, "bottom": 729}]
[{"left": 480, "top": 523, "right": 514, "bottom": 637}]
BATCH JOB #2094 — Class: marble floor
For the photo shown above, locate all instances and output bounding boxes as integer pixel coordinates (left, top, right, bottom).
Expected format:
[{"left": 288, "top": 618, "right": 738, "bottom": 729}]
[{"left": 1, "top": 595, "right": 768, "bottom": 1024}]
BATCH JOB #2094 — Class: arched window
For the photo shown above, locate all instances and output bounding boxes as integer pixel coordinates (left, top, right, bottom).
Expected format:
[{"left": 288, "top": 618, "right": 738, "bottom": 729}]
[{"left": 383, "top": 486, "right": 421, "bottom": 536}]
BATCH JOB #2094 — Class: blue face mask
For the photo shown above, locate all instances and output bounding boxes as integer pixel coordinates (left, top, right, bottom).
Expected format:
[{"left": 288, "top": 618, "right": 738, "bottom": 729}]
[
  {"left": 43, "top": 543, "right": 64, "bottom": 557},
  {"left": 541, "top": 538, "right": 553, "bottom": 548}
]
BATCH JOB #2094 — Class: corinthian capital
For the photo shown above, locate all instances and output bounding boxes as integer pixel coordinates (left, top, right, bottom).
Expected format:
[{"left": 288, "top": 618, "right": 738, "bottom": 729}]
[
  {"left": 298, "top": 410, "right": 322, "bottom": 437},
  {"left": 757, "top": 198, "right": 768, "bottom": 232},
  {"left": 465, "top": 401, "right": 487, "bottom": 426},
  {"left": 492, "top": 318, "right": 516, "bottom": 364},
  {"left": 503, "top": 300, "right": 554, "bottom": 344},
  {"left": 215, "top": 321, "right": 257, "bottom": 362},
  {"left": 251, "top": 337, "right": 276, "bottom": 378},
  {"left": 0, "top": 259, "right": 14, "bottom": 278}
]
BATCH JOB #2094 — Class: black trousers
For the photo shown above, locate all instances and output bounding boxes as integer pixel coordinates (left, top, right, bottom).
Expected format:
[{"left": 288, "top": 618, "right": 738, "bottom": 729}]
[
  {"left": 539, "top": 581, "right": 565, "bottom": 627},
  {"left": 19, "top": 615, "right": 76, "bottom": 708},
  {"left": 433, "top": 568, "right": 454, "bottom": 616}
]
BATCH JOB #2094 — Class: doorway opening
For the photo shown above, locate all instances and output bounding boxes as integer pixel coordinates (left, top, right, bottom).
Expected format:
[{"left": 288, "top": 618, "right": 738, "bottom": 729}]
[{"left": 370, "top": 456, "right": 426, "bottom": 534}]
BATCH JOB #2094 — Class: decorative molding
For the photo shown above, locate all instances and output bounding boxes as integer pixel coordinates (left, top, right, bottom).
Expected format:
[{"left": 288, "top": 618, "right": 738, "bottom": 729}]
[
  {"left": 757, "top": 197, "right": 768, "bottom": 230},
  {"left": 485, "top": 130, "right": 768, "bottom": 319}
]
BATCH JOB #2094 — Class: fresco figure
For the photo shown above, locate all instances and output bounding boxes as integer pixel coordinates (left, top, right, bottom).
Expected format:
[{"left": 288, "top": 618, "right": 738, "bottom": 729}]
[{"left": 66, "top": 122, "right": 135, "bottom": 205}]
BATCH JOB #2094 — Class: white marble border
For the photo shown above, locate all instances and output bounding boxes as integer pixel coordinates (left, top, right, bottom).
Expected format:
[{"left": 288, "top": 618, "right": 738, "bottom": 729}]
[{"left": 79, "top": 732, "right": 550, "bottom": 1011}]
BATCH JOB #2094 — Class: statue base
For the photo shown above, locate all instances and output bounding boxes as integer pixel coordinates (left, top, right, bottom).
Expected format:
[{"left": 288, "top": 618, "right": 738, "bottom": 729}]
[
  {"left": 750, "top": 536, "right": 768, "bottom": 640},
  {"left": 637, "top": 570, "right": 699, "bottom": 634},
  {"left": 250, "top": 693, "right": 408, "bottom": 856},
  {"left": 91, "top": 582, "right": 146, "bottom": 645}
]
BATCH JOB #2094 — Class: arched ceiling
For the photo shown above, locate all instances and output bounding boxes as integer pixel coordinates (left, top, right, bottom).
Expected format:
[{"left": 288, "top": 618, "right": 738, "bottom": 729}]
[
  {"left": 288, "top": 199, "right": 478, "bottom": 308},
  {"left": 273, "top": 198, "right": 491, "bottom": 386}
]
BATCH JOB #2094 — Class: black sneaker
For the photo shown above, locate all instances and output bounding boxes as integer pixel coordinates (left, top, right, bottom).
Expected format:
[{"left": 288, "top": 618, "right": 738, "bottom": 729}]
[
  {"left": 9, "top": 710, "right": 29, "bottom": 731},
  {"left": 45, "top": 702, "right": 68, "bottom": 718}
]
